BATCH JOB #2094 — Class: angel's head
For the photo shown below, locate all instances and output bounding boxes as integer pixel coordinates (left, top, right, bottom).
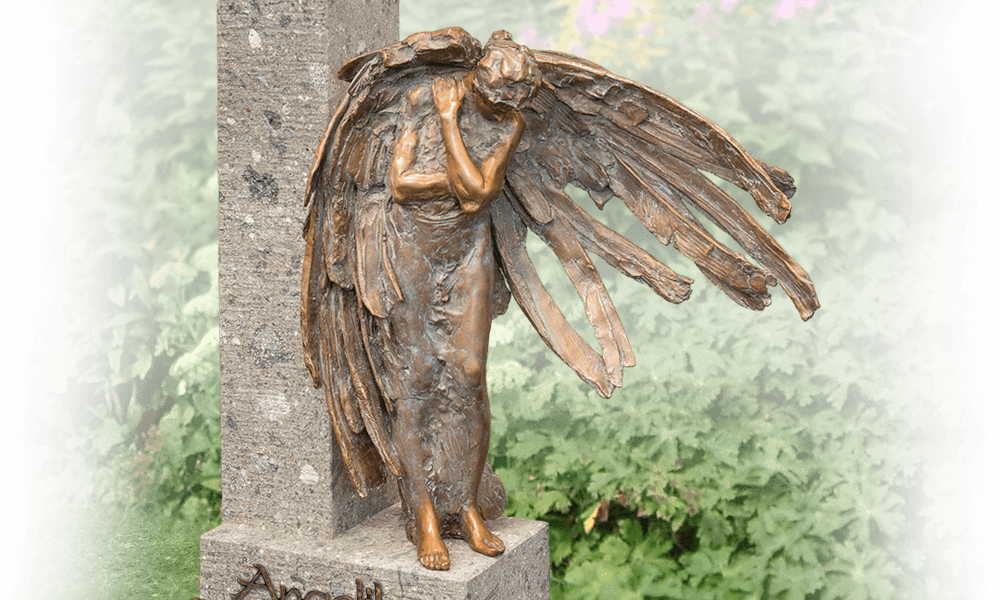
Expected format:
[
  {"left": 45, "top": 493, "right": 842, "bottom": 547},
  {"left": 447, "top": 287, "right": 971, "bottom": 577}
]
[{"left": 471, "top": 31, "right": 541, "bottom": 112}]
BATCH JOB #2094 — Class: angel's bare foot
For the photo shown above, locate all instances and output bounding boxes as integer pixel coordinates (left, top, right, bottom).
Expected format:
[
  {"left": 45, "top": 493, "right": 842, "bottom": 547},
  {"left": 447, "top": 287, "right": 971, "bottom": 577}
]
[
  {"left": 416, "top": 499, "right": 450, "bottom": 570},
  {"left": 461, "top": 505, "right": 505, "bottom": 557}
]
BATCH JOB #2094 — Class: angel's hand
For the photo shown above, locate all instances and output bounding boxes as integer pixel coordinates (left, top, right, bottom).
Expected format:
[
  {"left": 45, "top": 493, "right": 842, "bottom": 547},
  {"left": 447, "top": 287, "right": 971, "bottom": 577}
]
[
  {"left": 507, "top": 110, "right": 526, "bottom": 135},
  {"left": 407, "top": 85, "right": 427, "bottom": 110},
  {"left": 432, "top": 76, "right": 464, "bottom": 119}
]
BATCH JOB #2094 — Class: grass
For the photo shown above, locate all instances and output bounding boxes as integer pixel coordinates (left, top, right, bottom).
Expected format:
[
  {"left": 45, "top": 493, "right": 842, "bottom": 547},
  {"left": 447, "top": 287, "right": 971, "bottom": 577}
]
[{"left": 25, "top": 500, "right": 219, "bottom": 600}]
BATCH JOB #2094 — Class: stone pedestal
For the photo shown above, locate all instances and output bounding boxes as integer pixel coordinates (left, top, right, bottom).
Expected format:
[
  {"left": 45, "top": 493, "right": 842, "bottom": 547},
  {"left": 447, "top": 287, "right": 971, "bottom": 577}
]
[
  {"left": 201, "top": 504, "right": 550, "bottom": 599},
  {"left": 206, "top": 1, "right": 551, "bottom": 598}
]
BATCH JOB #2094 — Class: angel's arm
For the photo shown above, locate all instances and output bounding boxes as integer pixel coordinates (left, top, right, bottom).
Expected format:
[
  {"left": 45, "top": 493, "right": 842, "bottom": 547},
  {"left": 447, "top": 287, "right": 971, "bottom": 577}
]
[
  {"left": 432, "top": 77, "right": 526, "bottom": 213},
  {"left": 388, "top": 122, "right": 451, "bottom": 202}
]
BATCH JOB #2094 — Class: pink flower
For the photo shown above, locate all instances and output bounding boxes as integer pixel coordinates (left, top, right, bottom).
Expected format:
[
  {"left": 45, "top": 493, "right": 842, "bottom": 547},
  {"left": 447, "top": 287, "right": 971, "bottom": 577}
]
[
  {"left": 638, "top": 22, "right": 655, "bottom": 37},
  {"left": 576, "top": 0, "right": 634, "bottom": 38},
  {"left": 576, "top": 0, "right": 609, "bottom": 37},
  {"left": 720, "top": 0, "right": 739, "bottom": 12},
  {"left": 690, "top": 1, "right": 717, "bottom": 23},
  {"left": 516, "top": 27, "right": 552, "bottom": 49},
  {"left": 823, "top": 2, "right": 836, "bottom": 22},
  {"left": 771, "top": 0, "right": 823, "bottom": 23},
  {"left": 772, "top": 0, "right": 797, "bottom": 21}
]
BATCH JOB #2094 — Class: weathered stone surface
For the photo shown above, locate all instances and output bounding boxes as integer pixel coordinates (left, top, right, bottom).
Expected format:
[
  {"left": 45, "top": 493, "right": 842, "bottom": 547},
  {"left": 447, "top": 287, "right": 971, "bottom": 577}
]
[
  {"left": 215, "top": 0, "right": 399, "bottom": 540},
  {"left": 201, "top": 504, "right": 550, "bottom": 600}
]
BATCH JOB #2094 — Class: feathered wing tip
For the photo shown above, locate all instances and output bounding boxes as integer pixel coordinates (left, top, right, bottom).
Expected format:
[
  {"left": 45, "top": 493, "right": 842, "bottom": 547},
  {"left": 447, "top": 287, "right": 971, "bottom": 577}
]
[
  {"left": 496, "top": 164, "right": 697, "bottom": 398},
  {"left": 492, "top": 192, "right": 604, "bottom": 397},
  {"left": 304, "top": 187, "right": 403, "bottom": 495},
  {"left": 507, "top": 50, "right": 818, "bottom": 323},
  {"left": 491, "top": 43, "right": 819, "bottom": 395},
  {"left": 301, "top": 195, "right": 323, "bottom": 388}
]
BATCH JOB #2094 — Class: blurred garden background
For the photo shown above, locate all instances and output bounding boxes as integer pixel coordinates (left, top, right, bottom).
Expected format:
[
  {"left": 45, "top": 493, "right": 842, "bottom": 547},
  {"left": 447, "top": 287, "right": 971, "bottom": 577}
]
[{"left": 6, "top": 0, "right": 997, "bottom": 598}]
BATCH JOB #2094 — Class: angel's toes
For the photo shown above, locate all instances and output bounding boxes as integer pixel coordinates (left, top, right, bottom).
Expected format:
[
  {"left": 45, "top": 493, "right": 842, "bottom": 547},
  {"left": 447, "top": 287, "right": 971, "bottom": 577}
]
[
  {"left": 418, "top": 542, "right": 450, "bottom": 570},
  {"left": 470, "top": 529, "right": 505, "bottom": 557}
]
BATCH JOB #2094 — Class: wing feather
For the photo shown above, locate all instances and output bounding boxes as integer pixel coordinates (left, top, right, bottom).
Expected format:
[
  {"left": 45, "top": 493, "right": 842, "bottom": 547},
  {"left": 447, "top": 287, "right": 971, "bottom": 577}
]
[
  {"left": 543, "top": 185, "right": 693, "bottom": 304},
  {"left": 300, "top": 199, "right": 324, "bottom": 387},
  {"left": 491, "top": 191, "right": 616, "bottom": 398},
  {"left": 536, "top": 50, "right": 794, "bottom": 222},
  {"left": 631, "top": 149, "right": 816, "bottom": 318},
  {"left": 328, "top": 289, "right": 364, "bottom": 434},
  {"left": 509, "top": 49, "right": 818, "bottom": 322},
  {"left": 507, "top": 183, "right": 635, "bottom": 385},
  {"left": 610, "top": 152, "right": 775, "bottom": 311},
  {"left": 318, "top": 286, "right": 385, "bottom": 496}
]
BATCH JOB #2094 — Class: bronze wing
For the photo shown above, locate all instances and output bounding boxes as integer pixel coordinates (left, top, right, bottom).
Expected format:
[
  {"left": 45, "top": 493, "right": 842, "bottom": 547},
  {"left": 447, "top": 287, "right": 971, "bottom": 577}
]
[
  {"left": 492, "top": 50, "right": 820, "bottom": 399},
  {"left": 302, "top": 29, "right": 484, "bottom": 496}
]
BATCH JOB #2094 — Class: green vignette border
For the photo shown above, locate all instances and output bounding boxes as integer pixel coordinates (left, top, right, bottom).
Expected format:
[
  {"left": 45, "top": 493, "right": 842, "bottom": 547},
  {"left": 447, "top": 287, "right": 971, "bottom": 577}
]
[{"left": 0, "top": 0, "right": 1000, "bottom": 598}]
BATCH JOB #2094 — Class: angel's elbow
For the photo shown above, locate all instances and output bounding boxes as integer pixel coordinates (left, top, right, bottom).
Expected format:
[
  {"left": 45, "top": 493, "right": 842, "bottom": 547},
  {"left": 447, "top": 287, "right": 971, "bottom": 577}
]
[
  {"left": 457, "top": 186, "right": 499, "bottom": 213},
  {"left": 389, "top": 167, "right": 411, "bottom": 202}
]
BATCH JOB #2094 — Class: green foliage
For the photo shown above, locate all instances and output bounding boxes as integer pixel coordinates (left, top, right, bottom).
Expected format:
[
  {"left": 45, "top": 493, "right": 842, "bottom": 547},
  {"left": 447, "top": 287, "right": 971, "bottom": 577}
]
[
  {"left": 21, "top": 498, "right": 219, "bottom": 600},
  {"left": 61, "top": 0, "right": 220, "bottom": 519},
  {"left": 409, "top": 1, "right": 936, "bottom": 599}
]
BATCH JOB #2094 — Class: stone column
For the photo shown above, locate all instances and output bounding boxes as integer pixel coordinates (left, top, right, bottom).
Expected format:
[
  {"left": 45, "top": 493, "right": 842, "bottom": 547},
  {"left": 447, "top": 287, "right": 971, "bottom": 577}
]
[
  {"left": 213, "top": 0, "right": 399, "bottom": 544},
  {"left": 201, "top": 2, "right": 549, "bottom": 598}
]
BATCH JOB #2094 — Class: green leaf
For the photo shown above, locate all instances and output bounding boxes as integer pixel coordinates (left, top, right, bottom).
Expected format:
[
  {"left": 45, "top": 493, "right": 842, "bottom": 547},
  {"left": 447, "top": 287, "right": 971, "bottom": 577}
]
[
  {"left": 793, "top": 139, "right": 833, "bottom": 167},
  {"left": 849, "top": 100, "right": 892, "bottom": 125},
  {"left": 149, "top": 261, "right": 197, "bottom": 289},
  {"left": 93, "top": 418, "right": 126, "bottom": 456},
  {"left": 489, "top": 359, "right": 533, "bottom": 391},
  {"left": 768, "top": 557, "right": 824, "bottom": 600},
  {"left": 506, "top": 430, "right": 551, "bottom": 460},
  {"left": 107, "top": 284, "right": 126, "bottom": 306},
  {"left": 489, "top": 320, "right": 516, "bottom": 347},
  {"left": 108, "top": 348, "right": 124, "bottom": 373},
  {"left": 697, "top": 510, "right": 732, "bottom": 549},
  {"left": 791, "top": 111, "right": 826, "bottom": 133},
  {"left": 190, "top": 242, "right": 218, "bottom": 272},
  {"left": 104, "top": 310, "right": 146, "bottom": 329},
  {"left": 170, "top": 326, "right": 219, "bottom": 377},
  {"left": 128, "top": 266, "right": 153, "bottom": 309},
  {"left": 182, "top": 290, "right": 219, "bottom": 316},
  {"left": 841, "top": 129, "right": 880, "bottom": 160},
  {"left": 757, "top": 83, "right": 790, "bottom": 114}
]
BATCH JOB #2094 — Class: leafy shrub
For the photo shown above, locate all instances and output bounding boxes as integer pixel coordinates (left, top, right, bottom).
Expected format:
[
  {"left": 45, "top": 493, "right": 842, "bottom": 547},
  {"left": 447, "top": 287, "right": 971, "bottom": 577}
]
[{"left": 28, "top": 1, "right": 219, "bottom": 510}]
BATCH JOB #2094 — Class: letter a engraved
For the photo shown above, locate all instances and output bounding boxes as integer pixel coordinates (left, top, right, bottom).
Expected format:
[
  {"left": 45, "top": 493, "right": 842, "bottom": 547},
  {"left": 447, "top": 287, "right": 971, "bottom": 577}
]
[
  {"left": 231, "top": 563, "right": 333, "bottom": 600},
  {"left": 232, "top": 564, "right": 279, "bottom": 600}
]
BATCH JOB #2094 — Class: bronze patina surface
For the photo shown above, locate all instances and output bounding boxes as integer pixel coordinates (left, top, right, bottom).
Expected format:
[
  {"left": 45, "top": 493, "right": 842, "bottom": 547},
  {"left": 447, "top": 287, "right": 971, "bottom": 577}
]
[{"left": 302, "top": 27, "right": 819, "bottom": 571}]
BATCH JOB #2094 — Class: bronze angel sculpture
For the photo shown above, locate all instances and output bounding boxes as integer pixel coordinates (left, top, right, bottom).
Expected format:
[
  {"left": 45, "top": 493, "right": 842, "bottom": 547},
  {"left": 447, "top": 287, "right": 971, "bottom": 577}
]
[{"left": 301, "top": 27, "right": 819, "bottom": 571}]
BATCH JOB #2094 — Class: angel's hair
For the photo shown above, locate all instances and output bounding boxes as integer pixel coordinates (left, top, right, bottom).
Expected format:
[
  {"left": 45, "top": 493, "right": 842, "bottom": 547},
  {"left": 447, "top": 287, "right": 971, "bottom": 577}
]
[{"left": 472, "top": 30, "right": 542, "bottom": 110}]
